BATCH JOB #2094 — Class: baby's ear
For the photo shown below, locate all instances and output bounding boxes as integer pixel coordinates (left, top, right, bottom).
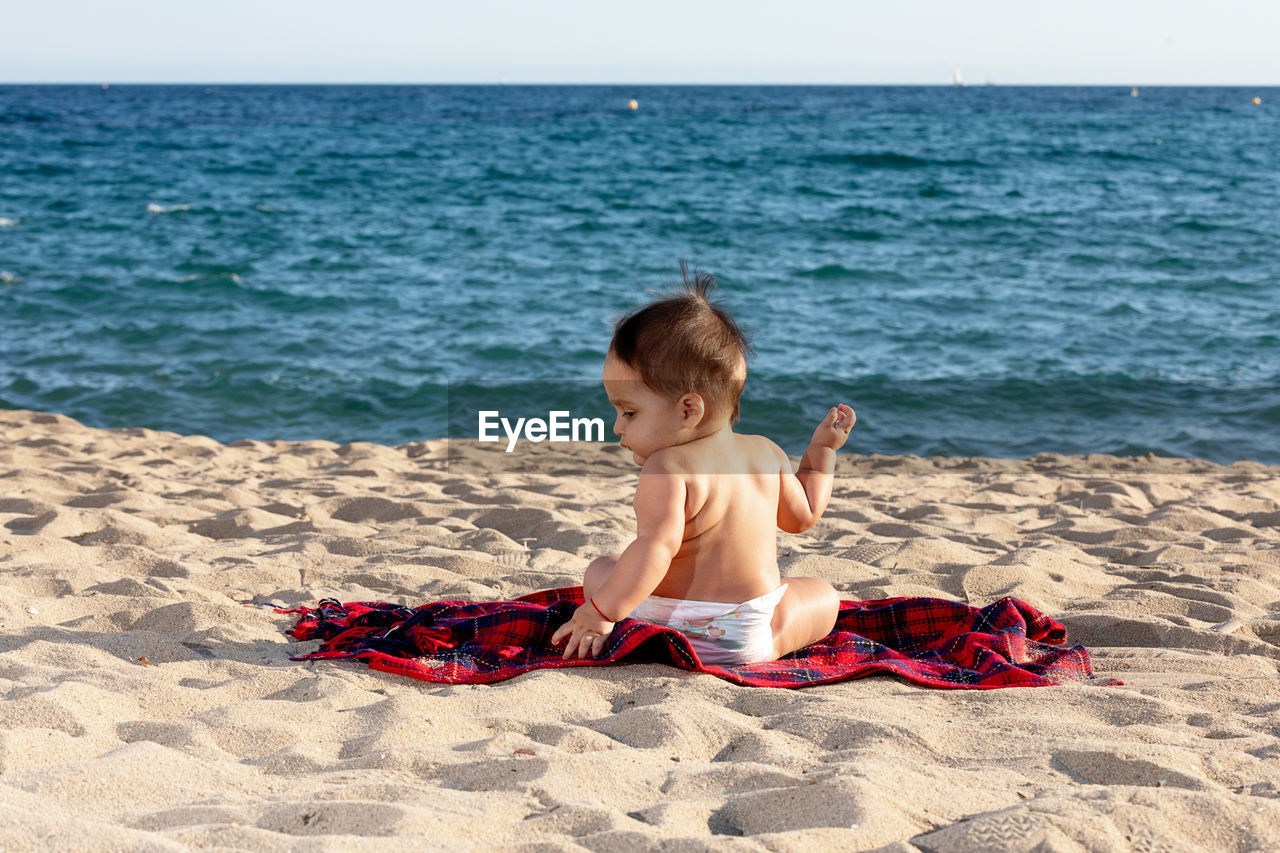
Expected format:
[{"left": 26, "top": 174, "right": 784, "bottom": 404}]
[{"left": 680, "top": 393, "right": 706, "bottom": 427}]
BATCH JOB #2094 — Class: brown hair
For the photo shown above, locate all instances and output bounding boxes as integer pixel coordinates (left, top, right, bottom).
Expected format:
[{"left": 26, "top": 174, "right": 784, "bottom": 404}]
[{"left": 609, "top": 262, "right": 752, "bottom": 424}]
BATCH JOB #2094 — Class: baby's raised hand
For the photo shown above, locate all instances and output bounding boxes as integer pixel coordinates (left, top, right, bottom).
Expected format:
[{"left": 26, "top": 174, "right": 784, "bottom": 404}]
[
  {"left": 550, "top": 602, "right": 615, "bottom": 660},
  {"left": 811, "top": 404, "right": 855, "bottom": 450}
]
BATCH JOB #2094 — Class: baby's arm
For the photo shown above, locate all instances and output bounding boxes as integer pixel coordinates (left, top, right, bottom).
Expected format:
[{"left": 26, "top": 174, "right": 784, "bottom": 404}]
[
  {"left": 778, "top": 404, "right": 855, "bottom": 533},
  {"left": 551, "top": 462, "right": 687, "bottom": 659}
]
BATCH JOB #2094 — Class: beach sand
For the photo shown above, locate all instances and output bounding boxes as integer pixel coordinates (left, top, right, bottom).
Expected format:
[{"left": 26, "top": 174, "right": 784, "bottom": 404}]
[{"left": 1, "top": 407, "right": 1278, "bottom": 851}]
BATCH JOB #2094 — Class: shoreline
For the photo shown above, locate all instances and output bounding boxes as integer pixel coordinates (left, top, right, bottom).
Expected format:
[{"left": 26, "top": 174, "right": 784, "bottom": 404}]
[
  {"left": 6, "top": 406, "right": 1277, "bottom": 471},
  {"left": 2, "top": 406, "right": 1278, "bottom": 849}
]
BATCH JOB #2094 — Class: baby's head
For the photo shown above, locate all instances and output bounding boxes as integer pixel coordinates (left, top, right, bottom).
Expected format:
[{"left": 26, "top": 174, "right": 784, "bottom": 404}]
[{"left": 604, "top": 265, "right": 751, "bottom": 463}]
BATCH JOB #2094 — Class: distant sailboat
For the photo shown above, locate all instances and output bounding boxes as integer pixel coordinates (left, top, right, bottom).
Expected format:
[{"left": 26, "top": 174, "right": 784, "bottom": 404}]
[
  {"left": 1131, "top": 86, "right": 1139, "bottom": 97},
  {"left": 952, "top": 67, "right": 966, "bottom": 87}
]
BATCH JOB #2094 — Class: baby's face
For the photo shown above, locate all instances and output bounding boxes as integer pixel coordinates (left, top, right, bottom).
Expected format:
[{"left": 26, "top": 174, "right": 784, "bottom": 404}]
[{"left": 602, "top": 354, "right": 689, "bottom": 466}]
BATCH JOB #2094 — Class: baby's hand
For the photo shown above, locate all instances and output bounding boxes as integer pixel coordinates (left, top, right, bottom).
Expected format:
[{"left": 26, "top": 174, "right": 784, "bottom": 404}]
[
  {"left": 811, "top": 404, "right": 855, "bottom": 450},
  {"left": 550, "top": 602, "right": 615, "bottom": 660}
]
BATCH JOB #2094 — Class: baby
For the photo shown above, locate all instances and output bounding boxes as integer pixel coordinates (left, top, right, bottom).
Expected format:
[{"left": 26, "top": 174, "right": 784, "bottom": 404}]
[{"left": 551, "top": 268, "right": 855, "bottom": 665}]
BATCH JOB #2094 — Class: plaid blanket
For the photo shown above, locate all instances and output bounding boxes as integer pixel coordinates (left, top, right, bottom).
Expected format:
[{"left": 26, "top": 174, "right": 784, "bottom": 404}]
[{"left": 280, "top": 586, "right": 1120, "bottom": 689}]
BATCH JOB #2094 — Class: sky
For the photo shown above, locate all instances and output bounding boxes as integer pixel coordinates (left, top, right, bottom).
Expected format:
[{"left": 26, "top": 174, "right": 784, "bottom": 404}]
[{"left": 3, "top": 0, "right": 1279, "bottom": 85}]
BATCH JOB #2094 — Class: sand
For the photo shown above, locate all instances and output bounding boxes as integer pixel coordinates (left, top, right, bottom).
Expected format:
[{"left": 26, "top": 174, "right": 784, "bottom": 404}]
[{"left": 1, "top": 407, "right": 1278, "bottom": 852}]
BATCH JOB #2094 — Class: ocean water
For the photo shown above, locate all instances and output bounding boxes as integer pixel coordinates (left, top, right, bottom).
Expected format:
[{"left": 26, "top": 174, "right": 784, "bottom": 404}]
[{"left": 2, "top": 84, "right": 1278, "bottom": 463}]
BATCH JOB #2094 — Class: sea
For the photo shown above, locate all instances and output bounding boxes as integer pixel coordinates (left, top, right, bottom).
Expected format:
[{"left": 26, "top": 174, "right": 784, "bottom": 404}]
[{"left": 2, "top": 84, "right": 1278, "bottom": 464}]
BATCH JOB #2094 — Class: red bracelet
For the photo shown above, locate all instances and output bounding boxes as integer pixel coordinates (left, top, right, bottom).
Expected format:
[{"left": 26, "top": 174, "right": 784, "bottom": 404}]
[{"left": 589, "top": 597, "right": 615, "bottom": 622}]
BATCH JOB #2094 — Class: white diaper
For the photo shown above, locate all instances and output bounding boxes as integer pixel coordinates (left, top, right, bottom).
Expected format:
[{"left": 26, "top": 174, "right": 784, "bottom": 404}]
[{"left": 628, "top": 584, "right": 788, "bottom": 665}]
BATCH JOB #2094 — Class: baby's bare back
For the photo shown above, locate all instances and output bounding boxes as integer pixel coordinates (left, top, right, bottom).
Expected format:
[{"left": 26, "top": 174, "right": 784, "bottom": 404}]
[{"left": 648, "top": 432, "right": 784, "bottom": 603}]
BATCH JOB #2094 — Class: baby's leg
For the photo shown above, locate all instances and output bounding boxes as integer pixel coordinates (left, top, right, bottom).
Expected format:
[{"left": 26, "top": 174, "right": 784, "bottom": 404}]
[
  {"left": 770, "top": 578, "right": 840, "bottom": 659},
  {"left": 581, "top": 554, "right": 620, "bottom": 605}
]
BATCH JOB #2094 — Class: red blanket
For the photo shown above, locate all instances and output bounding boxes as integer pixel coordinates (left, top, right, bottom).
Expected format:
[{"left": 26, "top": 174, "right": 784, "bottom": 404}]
[{"left": 280, "top": 586, "right": 1120, "bottom": 689}]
